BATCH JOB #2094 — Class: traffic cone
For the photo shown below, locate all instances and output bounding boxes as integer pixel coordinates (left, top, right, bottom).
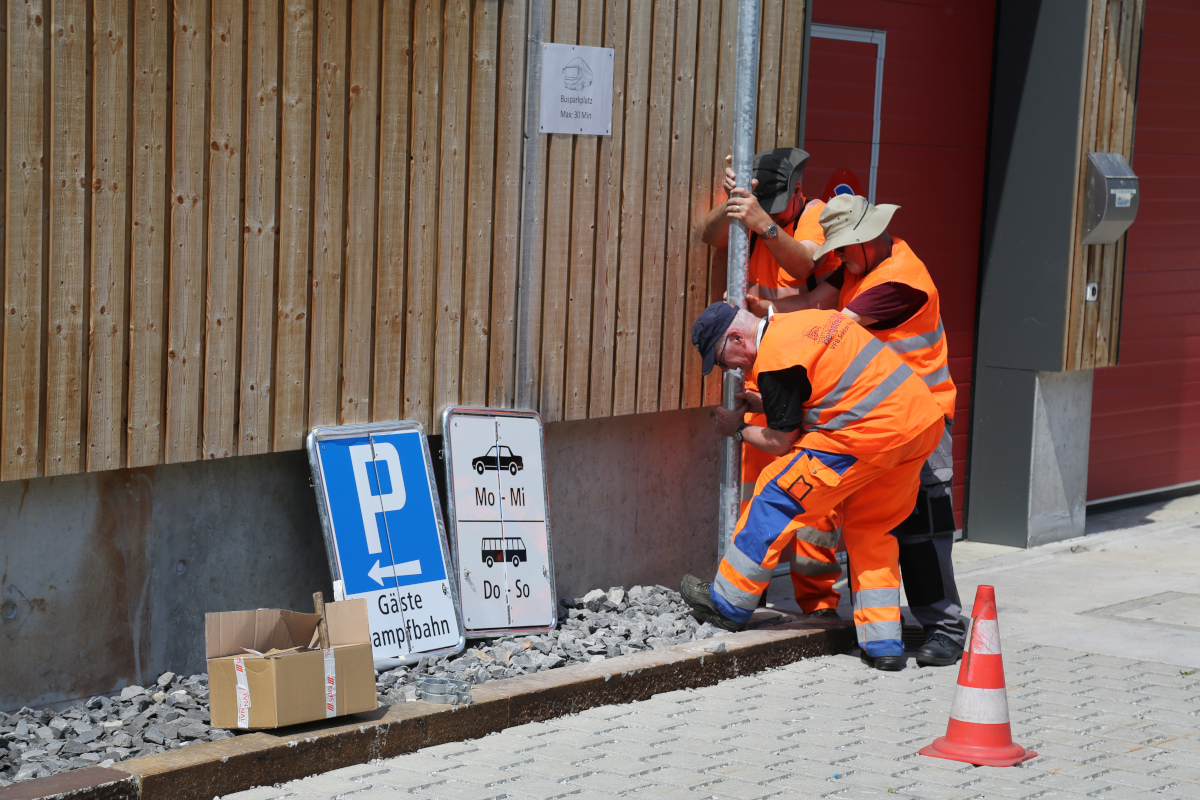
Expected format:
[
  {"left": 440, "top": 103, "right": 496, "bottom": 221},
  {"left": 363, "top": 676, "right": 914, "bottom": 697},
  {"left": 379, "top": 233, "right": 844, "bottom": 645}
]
[{"left": 919, "top": 585, "right": 1036, "bottom": 767}]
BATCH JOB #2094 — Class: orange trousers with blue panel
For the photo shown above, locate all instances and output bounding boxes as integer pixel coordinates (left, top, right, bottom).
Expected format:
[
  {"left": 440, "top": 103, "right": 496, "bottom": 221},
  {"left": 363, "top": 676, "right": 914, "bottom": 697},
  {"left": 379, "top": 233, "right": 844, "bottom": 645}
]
[
  {"left": 715, "top": 419, "right": 944, "bottom": 657},
  {"left": 741, "top": 432, "right": 841, "bottom": 613}
]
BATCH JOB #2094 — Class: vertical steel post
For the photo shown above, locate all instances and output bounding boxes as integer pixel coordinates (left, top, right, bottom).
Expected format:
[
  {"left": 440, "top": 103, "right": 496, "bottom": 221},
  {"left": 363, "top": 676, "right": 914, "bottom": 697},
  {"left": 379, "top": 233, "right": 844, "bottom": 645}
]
[
  {"left": 515, "top": 0, "right": 547, "bottom": 411},
  {"left": 719, "top": 0, "right": 761, "bottom": 560}
]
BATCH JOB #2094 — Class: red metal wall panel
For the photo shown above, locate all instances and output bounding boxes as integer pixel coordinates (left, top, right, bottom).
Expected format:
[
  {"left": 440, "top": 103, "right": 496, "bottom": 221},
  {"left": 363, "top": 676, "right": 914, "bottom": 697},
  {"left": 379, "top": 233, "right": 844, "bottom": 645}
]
[
  {"left": 806, "top": 0, "right": 997, "bottom": 522},
  {"left": 1089, "top": 0, "right": 1200, "bottom": 500}
]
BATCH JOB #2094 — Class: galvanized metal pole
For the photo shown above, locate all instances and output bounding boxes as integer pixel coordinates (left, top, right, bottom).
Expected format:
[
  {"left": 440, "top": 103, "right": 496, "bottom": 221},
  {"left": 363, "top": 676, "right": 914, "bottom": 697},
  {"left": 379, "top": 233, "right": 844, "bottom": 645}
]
[
  {"left": 515, "top": 0, "right": 547, "bottom": 411},
  {"left": 719, "top": 0, "right": 761, "bottom": 560}
]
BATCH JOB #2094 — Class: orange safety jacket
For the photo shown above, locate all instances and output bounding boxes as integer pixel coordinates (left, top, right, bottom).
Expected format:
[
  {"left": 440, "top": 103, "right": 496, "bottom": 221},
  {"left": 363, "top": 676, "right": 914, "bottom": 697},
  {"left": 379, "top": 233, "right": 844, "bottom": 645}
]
[
  {"left": 743, "top": 202, "right": 846, "bottom": 460},
  {"left": 837, "top": 238, "right": 956, "bottom": 420},
  {"left": 747, "top": 218, "right": 800, "bottom": 302},
  {"left": 752, "top": 309, "right": 943, "bottom": 455}
]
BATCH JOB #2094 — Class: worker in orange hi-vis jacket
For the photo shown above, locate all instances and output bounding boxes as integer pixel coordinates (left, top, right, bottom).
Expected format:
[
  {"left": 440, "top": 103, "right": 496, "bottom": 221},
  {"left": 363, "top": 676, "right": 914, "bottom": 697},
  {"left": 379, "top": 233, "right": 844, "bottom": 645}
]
[
  {"left": 769, "top": 193, "right": 967, "bottom": 668},
  {"left": 681, "top": 301, "right": 944, "bottom": 671},
  {"left": 697, "top": 148, "right": 843, "bottom": 617}
]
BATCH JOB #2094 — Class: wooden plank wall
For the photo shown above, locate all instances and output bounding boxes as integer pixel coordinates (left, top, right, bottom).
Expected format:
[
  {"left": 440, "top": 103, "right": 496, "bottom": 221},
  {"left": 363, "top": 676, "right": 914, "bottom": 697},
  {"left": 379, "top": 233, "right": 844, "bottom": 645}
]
[
  {"left": 535, "top": 0, "right": 807, "bottom": 422},
  {"left": 1064, "top": 0, "right": 1145, "bottom": 370},
  {"left": 0, "top": 0, "right": 807, "bottom": 480}
]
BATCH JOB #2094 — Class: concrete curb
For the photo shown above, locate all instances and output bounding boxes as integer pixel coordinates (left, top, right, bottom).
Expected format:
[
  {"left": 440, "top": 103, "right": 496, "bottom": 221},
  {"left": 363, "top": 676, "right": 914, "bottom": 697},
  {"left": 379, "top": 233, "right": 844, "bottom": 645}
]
[
  {"left": 0, "top": 768, "right": 137, "bottom": 800},
  {"left": 2, "top": 619, "right": 852, "bottom": 800}
]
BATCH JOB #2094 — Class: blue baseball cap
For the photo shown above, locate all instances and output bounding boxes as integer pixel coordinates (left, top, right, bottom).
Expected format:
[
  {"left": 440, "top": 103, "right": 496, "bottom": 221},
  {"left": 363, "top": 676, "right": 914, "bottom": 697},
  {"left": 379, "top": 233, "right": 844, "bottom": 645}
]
[{"left": 691, "top": 302, "right": 738, "bottom": 375}]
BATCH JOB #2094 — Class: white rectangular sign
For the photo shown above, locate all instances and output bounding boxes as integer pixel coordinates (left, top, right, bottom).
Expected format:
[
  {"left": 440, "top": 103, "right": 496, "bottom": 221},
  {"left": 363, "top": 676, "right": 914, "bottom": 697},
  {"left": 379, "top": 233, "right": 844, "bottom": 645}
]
[
  {"left": 443, "top": 408, "right": 557, "bottom": 637},
  {"left": 539, "top": 42, "right": 614, "bottom": 136}
]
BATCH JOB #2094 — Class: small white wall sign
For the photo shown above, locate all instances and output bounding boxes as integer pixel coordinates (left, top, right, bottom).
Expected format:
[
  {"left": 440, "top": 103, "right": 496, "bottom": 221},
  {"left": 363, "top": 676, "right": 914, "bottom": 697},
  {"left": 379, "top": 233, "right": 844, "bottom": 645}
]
[
  {"left": 442, "top": 407, "right": 557, "bottom": 637},
  {"left": 539, "top": 43, "right": 614, "bottom": 136}
]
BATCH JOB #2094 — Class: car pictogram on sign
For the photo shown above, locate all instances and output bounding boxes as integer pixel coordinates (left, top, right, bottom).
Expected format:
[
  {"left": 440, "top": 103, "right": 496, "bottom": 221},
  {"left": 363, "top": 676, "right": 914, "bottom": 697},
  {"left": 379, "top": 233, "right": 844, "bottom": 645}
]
[
  {"left": 473, "top": 445, "right": 524, "bottom": 475},
  {"left": 481, "top": 536, "right": 528, "bottom": 568}
]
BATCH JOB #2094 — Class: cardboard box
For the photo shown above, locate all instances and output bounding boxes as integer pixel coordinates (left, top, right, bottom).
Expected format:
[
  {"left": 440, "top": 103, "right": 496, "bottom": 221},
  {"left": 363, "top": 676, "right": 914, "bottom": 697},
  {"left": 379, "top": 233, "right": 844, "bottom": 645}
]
[{"left": 206, "top": 599, "right": 377, "bottom": 729}]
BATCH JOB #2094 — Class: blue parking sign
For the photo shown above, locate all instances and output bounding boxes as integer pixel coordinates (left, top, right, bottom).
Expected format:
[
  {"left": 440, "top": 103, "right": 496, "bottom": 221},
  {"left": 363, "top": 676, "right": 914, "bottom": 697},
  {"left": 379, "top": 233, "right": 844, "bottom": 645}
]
[{"left": 308, "top": 423, "right": 464, "bottom": 668}]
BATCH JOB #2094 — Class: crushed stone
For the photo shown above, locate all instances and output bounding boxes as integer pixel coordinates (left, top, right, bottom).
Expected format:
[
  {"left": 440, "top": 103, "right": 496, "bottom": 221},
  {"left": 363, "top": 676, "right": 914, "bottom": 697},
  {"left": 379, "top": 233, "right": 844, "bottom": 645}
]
[{"left": 0, "top": 584, "right": 797, "bottom": 785}]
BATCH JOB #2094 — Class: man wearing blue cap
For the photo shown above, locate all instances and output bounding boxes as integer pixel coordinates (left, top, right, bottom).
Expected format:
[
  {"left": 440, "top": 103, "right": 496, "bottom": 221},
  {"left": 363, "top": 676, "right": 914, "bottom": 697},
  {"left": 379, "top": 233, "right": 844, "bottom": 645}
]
[
  {"left": 698, "top": 149, "right": 845, "bottom": 617},
  {"left": 682, "top": 301, "right": 945, "bottom": 670}
]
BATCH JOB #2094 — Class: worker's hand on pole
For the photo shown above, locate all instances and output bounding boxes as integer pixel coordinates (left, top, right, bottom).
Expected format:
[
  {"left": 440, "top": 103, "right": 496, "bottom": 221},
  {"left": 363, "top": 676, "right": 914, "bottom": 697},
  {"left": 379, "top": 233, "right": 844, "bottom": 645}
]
[
  {"left": 727, "top": 187, "right": 772, "bottom": 236},
  {"left": 722, "top": 155, "right": 760, "bottom": 199},
  {"left": 722, "top": 154, "right": 760, "bottom": 197},
  {"left": 745, "top": 295, "right": 773, "bottom": 317},
  {"left": 714, "top": 403, "right": 749, "bottom": 437},
  {"left": 735, "top": 388, "right": 763, "bottom": 414}
]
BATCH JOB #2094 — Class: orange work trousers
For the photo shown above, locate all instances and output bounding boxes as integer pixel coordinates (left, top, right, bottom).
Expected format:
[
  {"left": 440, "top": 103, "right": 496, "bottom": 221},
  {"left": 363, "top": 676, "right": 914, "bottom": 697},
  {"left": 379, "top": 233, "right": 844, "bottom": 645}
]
[
  {"left": 742, "top": 434, "right": 841, "bottom": 613},
  {"left": 715, "top": 419, "right": 944, "bottom": 657}
]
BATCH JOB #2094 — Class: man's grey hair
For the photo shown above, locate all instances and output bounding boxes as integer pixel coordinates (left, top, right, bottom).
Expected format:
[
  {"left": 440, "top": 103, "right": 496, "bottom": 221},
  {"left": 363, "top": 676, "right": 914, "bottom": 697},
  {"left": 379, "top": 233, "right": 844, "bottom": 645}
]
[{"left": 729, "top": 308, "right": 759, "bottom": 336}]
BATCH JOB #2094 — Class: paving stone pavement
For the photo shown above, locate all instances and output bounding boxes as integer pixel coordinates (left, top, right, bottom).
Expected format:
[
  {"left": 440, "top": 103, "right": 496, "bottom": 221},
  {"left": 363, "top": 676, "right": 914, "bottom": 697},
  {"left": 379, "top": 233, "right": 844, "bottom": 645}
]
[{"left": 221, "top": 641, "right": 1200, "bottom": 799}]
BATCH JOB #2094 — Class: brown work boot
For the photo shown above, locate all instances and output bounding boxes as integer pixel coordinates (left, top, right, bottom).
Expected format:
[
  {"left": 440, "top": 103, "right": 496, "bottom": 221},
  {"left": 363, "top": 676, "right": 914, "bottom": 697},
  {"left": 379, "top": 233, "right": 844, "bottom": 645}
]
[{"left": 679, "top": 575, "right": 746, "bottom": 632}]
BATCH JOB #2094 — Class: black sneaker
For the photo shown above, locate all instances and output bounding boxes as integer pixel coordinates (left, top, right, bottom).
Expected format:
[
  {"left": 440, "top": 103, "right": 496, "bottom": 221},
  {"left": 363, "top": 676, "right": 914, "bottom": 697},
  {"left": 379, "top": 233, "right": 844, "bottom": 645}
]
[
  {"left": 916, "top": 632, "right": 964, "bottom": 667},
  {"left": 809, "top": 608, "right": 840, "bottom": 619},
  {"left": 860, "top": 652, "right": 905, "bottom": 671},
  {"left": 679, "top": 575, "right": 746, "bottom": 632}
]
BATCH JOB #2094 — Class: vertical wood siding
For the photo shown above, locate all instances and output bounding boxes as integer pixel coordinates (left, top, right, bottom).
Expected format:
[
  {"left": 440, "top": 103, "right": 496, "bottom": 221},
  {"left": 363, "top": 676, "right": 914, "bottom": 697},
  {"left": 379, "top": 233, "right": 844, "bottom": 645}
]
[
  {"left": 1064, "top": 0, "right": 1145, "bottom": 370},
  {"left": 0, "top": 0, "right": 807, "bottom": 480}
]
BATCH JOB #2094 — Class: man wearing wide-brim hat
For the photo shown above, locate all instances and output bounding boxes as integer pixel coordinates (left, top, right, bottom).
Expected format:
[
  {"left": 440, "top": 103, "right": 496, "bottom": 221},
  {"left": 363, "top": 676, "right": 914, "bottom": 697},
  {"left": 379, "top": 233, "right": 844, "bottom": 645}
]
[
  {"left": 697, "top": 150, "right": 845, "bottom": 617},
  {"left": 771, "top": 193, "right": 967, "bottom": 668}
]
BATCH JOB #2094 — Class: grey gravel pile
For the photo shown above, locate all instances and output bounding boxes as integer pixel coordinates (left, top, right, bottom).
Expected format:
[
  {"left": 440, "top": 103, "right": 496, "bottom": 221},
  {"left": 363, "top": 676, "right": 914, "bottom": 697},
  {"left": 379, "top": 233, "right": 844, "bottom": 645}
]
[
  {"left": 1, "top": 584, "right": 784, "bottom": 785},
  {"left": 375, "top": 584, "right": 763, "bottom": 704},
  {"left": 0, "top": 672, "right": 231, "bottom": 786}
]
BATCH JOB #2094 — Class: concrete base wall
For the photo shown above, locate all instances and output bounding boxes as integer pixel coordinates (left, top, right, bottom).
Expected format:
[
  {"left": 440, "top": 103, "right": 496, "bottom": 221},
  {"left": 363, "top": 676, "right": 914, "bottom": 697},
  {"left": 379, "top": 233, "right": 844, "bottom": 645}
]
[
  {"left": 967, "top": 366, "right": 1093, "bottom": 547},
  {"left": 1029, "top": 370, "right": 1093, "bottom": 547},
  {"left": 0, "top": 407, "right": 721, "bottom": 711},
  {"left": 543, "top": 407, "right": 719, "bottom": 600},
  {"left": 0, "top": 452, "right": 331, "bottom": 711}
]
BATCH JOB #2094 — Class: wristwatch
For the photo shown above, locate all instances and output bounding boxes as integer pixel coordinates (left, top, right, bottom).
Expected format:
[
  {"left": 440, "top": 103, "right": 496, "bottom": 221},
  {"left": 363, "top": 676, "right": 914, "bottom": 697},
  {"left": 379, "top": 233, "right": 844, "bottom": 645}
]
[
  {"left": 763, "top": 223, "right": 779, "bottom": 239},
  {"left": 732, "top": 422, "right": 749, "bottom": 443}
]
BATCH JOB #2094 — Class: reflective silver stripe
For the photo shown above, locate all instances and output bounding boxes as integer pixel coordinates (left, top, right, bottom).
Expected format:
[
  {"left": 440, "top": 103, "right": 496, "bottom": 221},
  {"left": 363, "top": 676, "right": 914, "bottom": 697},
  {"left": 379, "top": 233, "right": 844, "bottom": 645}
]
[
  {"left": 723, "top": 545, "right": 774, "bottom": 585},
  {"left": 922, "top": 363, "right": 951, "bottom": 387},
  {"left": 793, "top": 525, "right": 839, "bottom": 550},
  {"left": 789, "top": 554, "right": 842, "bottom": 576},
  {"left": 886, "top": 317, "right": 945, "bottom": 354},
  {"left": 804, "top": 338, "right": 885, "bottom": 427},
  {"left": 740, "top": 482, "right": 756, "bottom": 503},
  {"left": 815, "top": 363, "right": 914, "bottom": 432},
  {"left": 853, "top": 588, "right": 900, "bottom": 611},
  {"left": 856, "top": 619, "right": 903, "bottom": 643},
  {"left": 713, "top": 572, "right": 760, "bottom": 611}
]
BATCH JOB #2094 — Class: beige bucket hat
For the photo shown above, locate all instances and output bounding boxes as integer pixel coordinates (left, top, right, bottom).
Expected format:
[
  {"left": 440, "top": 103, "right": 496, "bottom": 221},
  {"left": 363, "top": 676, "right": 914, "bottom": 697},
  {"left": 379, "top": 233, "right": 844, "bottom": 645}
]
[{"left": 812, "top": 194, "right": 900, "bottom": 260}]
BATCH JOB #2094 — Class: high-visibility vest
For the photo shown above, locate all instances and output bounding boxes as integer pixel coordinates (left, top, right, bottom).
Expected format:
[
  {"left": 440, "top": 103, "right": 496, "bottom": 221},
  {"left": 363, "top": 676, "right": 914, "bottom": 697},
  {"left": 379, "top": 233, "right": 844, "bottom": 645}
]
[
  {"left": 837, "top": 238, "right": 956, "bottom": 419},
  {"left": 747, "top": 218, "right": 800, "bottom": 301},
  {"left": 752, "top": 309, "right": 943, "bottom": 454}
]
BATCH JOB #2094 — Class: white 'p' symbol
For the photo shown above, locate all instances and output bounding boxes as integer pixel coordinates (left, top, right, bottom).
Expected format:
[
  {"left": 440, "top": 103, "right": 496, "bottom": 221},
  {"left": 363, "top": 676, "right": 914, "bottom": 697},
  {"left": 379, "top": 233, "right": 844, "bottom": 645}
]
[{"left": 349, "top": 443, "right": 406, "bottom": 554}]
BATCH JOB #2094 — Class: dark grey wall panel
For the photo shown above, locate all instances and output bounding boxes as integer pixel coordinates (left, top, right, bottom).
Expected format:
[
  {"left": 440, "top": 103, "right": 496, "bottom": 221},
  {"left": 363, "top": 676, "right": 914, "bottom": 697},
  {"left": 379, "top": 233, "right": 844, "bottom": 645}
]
[
  {"left": 967, "top": 366, "right": 1038, "bottom": 546},
  {"left": 977, "top": 0, "right": 1091, "bottom": 372}
]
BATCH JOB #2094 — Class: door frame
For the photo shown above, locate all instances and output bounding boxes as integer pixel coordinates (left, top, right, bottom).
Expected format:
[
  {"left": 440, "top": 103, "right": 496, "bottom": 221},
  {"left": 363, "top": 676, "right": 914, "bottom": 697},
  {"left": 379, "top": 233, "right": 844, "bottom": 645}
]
[{"left": 806, "top": 23, "right": 887, "bottom": 203}]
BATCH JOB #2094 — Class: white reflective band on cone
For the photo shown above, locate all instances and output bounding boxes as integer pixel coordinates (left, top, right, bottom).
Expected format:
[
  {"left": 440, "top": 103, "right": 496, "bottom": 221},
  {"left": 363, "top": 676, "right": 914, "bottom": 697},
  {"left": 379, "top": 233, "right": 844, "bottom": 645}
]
[
  {"left": 324, "top": 648, "right": 337, "bottom": 718},
  {"left": 967, "top": 618, "right": 1001, "bottom": 655},
  {"left": 234, "top": 657, "right": 251, "bottom": 729},
  {"left": 950, "top": 685, "right": 1010, "bottom": 725}
]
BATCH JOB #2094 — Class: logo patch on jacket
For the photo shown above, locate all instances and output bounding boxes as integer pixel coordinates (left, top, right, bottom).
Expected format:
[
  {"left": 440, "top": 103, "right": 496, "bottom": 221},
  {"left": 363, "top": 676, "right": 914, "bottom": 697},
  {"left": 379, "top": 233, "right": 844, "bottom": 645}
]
[{"left": 804, "top": 313, "right": 852, "bottom": 348}]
